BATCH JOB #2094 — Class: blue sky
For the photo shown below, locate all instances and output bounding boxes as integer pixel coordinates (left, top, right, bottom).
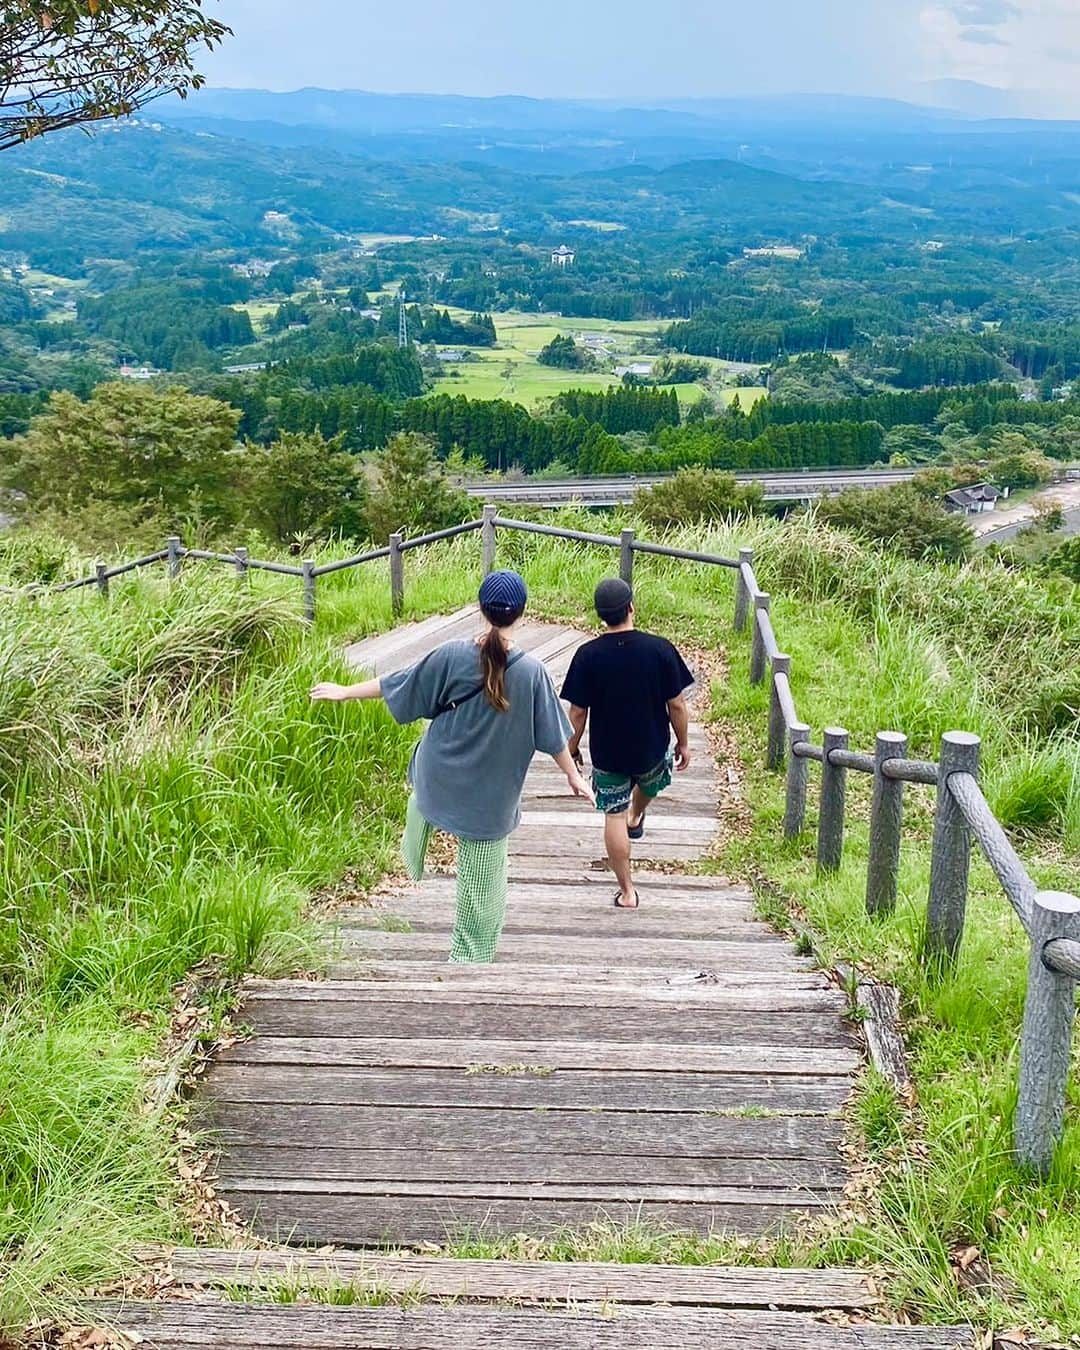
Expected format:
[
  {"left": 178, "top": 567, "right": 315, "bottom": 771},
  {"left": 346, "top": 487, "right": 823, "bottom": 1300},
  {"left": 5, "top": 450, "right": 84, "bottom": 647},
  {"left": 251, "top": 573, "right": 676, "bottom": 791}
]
[{"left": 201, "top": 1, "right": 1080, "bottom": 115}]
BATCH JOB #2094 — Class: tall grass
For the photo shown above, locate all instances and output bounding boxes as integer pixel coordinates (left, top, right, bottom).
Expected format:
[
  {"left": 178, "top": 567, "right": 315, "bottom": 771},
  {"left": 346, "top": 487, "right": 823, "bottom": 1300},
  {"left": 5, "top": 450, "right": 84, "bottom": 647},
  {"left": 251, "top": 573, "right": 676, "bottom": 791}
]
[{"left": 0, "top": 571, "right": 418, "bottom": 1332}]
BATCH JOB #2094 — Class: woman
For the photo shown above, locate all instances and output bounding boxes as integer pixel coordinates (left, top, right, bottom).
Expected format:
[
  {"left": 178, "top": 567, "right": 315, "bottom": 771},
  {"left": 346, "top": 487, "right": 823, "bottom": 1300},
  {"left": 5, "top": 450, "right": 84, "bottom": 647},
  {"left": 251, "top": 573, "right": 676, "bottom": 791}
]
[{"left": 311, "top": 570, "right": 593, "bottom": 963}]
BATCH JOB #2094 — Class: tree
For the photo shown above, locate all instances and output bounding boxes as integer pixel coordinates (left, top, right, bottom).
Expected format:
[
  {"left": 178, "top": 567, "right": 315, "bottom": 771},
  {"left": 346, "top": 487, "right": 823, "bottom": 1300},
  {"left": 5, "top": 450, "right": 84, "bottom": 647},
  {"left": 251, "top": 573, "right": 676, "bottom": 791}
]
[
  {"left": 633, "top": 468, "right": 764, "bottom": 531},
  {"left": 1, "top": 2, "right": 230, "bottom": 150},
  {"left": 538, "top": 335, "right": 594, "bottom": 371},
  {"left": 815, "top": 486, "right": 974, "bottom": 562},
  {"left": 2, "top": 381, "right": 240, "bottom": 526},
  {"left": 1043, "top": 537, "right": 1080, "bottom": 585},
  {"left": 237, "top": 431, "right": 368, "bottom": 545},
  {"left": 363, "top": 433, "right": 471, "bottom": 544}
]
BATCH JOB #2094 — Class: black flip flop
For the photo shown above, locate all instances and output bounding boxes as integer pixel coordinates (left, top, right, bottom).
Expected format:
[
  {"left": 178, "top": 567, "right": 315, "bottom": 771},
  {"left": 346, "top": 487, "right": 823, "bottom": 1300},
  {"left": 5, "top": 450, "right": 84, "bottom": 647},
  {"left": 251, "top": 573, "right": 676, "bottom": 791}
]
[
  {"left": 628, "top": 814, "right": 647, "bottom": 841},
  {"left": 613, "top": 890, "right": 640, "bottom": 909}
]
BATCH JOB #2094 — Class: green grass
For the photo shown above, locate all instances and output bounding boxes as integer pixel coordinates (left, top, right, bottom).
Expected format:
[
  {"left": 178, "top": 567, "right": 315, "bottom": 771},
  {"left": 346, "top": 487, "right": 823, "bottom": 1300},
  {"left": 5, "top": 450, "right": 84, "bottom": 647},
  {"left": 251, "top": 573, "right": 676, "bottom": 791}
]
[
  {"left": 430, "top": 307, "right": 766, "bottom": 411},
  {"left": 711, "top": 520, "right": 1079, "bottom": 1337},
  {"left": 0, "top": 510, "right": 1076, "bottom": 1336}
]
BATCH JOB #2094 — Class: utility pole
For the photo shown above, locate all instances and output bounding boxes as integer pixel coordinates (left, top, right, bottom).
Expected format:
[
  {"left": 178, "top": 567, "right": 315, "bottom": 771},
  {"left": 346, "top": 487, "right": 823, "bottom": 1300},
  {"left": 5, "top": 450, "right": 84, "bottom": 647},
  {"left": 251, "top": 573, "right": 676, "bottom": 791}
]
[{"left": 398, "top": 289, "right": 409, "bottom": 349}]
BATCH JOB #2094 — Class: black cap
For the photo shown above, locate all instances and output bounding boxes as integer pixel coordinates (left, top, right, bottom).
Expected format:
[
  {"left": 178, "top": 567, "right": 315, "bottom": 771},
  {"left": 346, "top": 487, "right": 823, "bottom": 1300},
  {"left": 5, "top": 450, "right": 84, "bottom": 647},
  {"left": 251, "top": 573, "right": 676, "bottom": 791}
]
[{"left": 594, "top": 577, "right": 633, "bottom": 622}]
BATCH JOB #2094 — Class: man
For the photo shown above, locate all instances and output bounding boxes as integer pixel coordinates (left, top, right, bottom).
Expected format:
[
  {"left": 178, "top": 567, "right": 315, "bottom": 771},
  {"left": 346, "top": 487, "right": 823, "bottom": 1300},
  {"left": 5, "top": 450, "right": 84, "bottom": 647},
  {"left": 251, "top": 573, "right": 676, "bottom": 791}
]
[{"left": 561, "top": 578, "right": 694, "bottom": 909}]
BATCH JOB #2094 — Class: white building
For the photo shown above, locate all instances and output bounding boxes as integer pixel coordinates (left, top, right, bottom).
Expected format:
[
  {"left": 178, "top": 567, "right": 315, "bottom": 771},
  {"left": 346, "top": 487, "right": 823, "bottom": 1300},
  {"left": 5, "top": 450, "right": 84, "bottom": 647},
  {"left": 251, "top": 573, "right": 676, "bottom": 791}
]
[{"left": 551, "top": 245, "right": 576, "bottom": 268}]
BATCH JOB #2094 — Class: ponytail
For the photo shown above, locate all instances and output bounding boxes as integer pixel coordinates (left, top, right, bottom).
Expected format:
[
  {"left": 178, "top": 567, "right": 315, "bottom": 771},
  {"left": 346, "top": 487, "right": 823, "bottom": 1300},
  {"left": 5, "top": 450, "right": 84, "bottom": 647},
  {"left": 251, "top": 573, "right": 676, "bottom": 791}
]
[{"left": 479, "top": 625, "right": 511, "bottom": 712}]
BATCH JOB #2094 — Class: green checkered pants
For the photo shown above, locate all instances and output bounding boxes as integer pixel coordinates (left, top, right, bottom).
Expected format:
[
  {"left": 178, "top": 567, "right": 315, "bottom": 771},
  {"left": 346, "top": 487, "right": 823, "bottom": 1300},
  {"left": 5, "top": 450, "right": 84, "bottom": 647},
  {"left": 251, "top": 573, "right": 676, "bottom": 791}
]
[{"left": 402, "top": 795, "right": 509, "bottom": 964}]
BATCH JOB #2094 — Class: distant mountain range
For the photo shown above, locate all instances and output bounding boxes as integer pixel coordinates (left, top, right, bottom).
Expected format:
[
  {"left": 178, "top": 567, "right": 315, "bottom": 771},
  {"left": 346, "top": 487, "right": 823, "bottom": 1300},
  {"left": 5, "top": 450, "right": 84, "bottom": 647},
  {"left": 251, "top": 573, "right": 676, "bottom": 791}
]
[{"left": 150, "top": 86, "right": 1080, "bottom": 179}]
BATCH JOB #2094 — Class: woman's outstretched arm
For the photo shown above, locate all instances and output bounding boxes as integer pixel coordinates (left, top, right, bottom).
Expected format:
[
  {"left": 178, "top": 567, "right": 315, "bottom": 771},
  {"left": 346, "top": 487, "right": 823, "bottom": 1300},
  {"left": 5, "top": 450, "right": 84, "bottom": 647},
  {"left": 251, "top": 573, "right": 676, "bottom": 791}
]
[
  {"left": 310, "top": 678, "right": 383, "bottom": 703},
  {"left": 552, "top": 745, "right": 596, "bottom": 806}
]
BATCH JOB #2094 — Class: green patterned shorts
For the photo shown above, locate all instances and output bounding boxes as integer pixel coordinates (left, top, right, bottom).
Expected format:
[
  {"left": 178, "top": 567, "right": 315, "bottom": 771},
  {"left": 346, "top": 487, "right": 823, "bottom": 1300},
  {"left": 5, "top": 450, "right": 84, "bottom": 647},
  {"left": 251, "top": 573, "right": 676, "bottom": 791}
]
[
  {"left": 592, "top": 751, "right": 674, "bottom": 815},
  {"left": 401, "top": 795, "right": 509, "bottom": 964}
]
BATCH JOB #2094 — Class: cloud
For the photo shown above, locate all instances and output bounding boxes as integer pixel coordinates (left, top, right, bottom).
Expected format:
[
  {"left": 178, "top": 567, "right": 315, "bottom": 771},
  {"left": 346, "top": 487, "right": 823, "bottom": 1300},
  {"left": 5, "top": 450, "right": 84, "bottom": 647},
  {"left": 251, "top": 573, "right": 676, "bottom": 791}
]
[
  {"left": 919, "top": 0, "right": 1080, "bottom": 114},
  {"left": 959, "top": 26, "right": 1008, "bottom": 44},
  {"left": 950, "top": 0, "right": 1018, "bottom": 22}
]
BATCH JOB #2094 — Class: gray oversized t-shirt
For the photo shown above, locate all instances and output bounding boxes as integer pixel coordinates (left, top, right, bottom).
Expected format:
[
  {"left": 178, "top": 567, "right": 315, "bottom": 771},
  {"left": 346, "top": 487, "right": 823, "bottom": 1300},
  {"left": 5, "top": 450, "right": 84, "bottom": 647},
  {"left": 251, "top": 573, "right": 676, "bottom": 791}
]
[{"left": 381, "top": 639, "right": 572, "bottom": 841}]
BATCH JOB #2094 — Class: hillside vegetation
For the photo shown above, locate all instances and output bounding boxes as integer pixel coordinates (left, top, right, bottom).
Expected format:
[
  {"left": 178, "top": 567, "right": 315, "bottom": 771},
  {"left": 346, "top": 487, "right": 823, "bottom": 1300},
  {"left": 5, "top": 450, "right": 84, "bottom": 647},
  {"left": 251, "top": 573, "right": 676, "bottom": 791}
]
[{"left": 0, "top": 512, "right": 1076, "bottom": 1337}]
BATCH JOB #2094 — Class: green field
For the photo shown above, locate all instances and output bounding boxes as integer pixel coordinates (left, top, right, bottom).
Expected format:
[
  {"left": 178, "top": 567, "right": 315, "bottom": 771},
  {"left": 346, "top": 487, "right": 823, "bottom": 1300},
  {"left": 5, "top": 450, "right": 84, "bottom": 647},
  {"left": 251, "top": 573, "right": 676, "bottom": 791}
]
[{"left": 432, "top": 308, "right": 767, "bottom": 411}]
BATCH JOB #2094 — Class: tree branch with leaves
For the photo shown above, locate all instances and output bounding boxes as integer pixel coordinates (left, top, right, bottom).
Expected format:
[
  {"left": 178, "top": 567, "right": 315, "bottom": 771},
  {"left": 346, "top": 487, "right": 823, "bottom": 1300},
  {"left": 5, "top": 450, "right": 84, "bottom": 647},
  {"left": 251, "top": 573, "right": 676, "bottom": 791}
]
[{"left": 0, "top": 1, "right": 229, "bottom": 150}]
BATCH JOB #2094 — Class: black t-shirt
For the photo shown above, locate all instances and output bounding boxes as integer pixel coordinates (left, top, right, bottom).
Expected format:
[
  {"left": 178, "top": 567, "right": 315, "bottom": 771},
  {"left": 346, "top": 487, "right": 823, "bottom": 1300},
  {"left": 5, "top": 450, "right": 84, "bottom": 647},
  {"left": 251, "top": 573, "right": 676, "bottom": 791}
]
[{"left": 561, "top": 629, "right": 694, "bottom": 777}]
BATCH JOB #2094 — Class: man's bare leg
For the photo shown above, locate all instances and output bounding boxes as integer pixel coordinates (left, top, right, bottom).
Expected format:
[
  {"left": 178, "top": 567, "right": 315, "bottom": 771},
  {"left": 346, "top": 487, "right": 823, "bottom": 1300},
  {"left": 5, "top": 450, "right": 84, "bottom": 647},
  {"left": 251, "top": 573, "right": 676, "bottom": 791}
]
[
  {"left": 603, "top": 811, "right": 638, "bottom": 908},
  {"left": 628, "top": 784, "right": 650, "bottom": 833}
]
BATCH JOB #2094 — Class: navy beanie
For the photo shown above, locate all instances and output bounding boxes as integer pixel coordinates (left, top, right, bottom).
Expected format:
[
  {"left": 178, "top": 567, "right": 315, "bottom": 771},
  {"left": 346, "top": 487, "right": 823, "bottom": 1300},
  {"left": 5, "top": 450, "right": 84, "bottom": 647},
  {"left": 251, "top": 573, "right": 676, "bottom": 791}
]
[{"left": 479, "top": 569, "right": 527, "bottom": 619}]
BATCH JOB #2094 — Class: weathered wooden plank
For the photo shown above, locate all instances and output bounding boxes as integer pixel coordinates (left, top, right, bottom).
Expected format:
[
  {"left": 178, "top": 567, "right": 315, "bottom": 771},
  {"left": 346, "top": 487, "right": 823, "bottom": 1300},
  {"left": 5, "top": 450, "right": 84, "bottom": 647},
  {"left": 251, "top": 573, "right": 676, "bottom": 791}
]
[
  {"left": 218, "top": 1036, "right": 859, "bottom": 1076},
  {"left": 340, "top": 913, "right": 783, "bottom": 944},
  {"left": 501, "top": 865, "right": 729, "bottom": 887},
  {"left": 856, "top": 983, "right": 911, "bottom": 1092},
  {"left": 204, "top": 1065, "right": 852, "bottom": 1114},
  {"left": 518, "top": 810, "right": 718, "bottom": 835},
  {"left": 507, "top": 835, "right": 704, "bottom": 862},
  {"left": 201, "top": 1104, "right": 843, "bottom": 1159},
  {"left": 416, "top": 870, "right": 738, "bottom": 893},
  {"left": 343, "top": 606, "right": 478, "bottom": 669},
  {"left": 319, "top": 961, "right": 817, "bottom": 987},
  {"left": 88, "top": 1301, "right": 974, "bottom": 1349},
  {"left": 216, "top": 1191, "right": 829, "bottom": 1244},
  {"left": 219, "top": 1179, "right": 840, "bottom": 1208},
  {"left": 239, "top": 1000, "right": 855, "bottom": 1048},
  {"left": 242, "top": 979, "right": 843, "bottom": 1012},
  {"left": 158, "top": 1248, "right": 879, "bottom": 1310},
  {"left": 360, "top": 887, "right": 753, "bottom": 918},
  {"left": 334, "top": 934, "right": 809, "bottom": 969},
  {"left": 215, "top": 1147, "right": 846, "bottom": 1189}
]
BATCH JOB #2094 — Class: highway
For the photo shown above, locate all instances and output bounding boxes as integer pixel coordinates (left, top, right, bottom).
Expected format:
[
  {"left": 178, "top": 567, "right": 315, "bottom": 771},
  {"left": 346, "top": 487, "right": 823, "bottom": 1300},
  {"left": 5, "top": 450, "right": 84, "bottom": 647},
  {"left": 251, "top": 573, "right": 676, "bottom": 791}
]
[{"left": 463, "top": 467, "right": 919, "bottom": 508}]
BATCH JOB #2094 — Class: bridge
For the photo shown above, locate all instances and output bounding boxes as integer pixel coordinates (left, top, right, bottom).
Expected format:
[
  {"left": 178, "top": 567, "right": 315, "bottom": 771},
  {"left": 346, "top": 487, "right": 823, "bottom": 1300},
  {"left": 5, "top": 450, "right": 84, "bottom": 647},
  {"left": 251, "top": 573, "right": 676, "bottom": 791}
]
[{"left": 464, "top": 467, "right": 919, "bottom": 509}]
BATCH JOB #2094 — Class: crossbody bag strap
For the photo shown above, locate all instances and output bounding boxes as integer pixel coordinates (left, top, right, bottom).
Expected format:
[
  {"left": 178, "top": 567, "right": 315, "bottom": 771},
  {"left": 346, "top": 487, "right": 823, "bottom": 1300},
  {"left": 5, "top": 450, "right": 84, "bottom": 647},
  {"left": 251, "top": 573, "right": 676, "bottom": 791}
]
[{"left": 433, "top": 649, "right": 526, "bottom": 718}]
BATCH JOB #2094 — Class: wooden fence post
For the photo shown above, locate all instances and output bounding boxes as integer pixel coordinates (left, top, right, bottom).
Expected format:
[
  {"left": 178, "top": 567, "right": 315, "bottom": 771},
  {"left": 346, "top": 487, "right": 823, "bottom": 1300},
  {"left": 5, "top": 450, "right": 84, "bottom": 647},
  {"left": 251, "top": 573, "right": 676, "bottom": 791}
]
[
  {"left": 784, "top": 722, "right": 812, "bottom": 838},
  {"left": 866, "top": 730, "right": 908, "bottom": 916},
  {"left": 817, "top": 727, "right": 849, "bottom": 873},
  {"left": 923, "top": 731, "right": 981, "bottom": 969},
  {"left": 234, "top": 546, "right": 249, "bottom": 580},
  {"left": 733, "top": 548, "right": 753, "bottom": 632},
  {"left": 620, "top": 529, "right": 635, "bottom": 586},
  {"left": 481, "top": 504, "right": 498, "bottom": 577},
  {"left": 750, "top": 593, "right": 770, "bottom": 686},
  {"left": 166, "top": 536, "right": 182, "bottom": 580},
  {"left": 1015, "top": 891, "right": 1080, "bottom": 1174},
  {"left": 767, "top": 654, "right": 791, "bottom": 771},
  {"left": 389, "top": 532, "right": 405, "bottom": 618},
  {"left": 95, "top": 561, "right": 109, "bottom": 597},
  {"left": 302, "top": 560, "right": 316, "bottom": 625}
]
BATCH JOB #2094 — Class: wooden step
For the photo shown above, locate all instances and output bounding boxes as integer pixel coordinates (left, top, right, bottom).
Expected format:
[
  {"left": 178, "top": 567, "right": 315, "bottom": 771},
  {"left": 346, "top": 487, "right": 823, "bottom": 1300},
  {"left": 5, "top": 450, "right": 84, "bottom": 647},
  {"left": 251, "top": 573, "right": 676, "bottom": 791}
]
[
  {"left": 154, "top": 1247, "right": 880, "bottom": 1311},
  {"left": 204, "top": 1064, "right": 852, "bottom": 1114},
  {"left": 216, "top": 1036, "right": 860, "bottom": 1076},
  {"left": 81, "top": 1300, "right": 973, "bottom": 1348}
]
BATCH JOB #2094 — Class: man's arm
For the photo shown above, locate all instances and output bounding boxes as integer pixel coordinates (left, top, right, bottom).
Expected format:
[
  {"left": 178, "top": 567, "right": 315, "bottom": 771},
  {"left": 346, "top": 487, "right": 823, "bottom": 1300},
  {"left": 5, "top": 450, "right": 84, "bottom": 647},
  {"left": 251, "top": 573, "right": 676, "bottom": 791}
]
[
  {"left": 310, "top": 678, "right": 382, "bottom": 703},
  {"left": 567, "top": 704, "right": 589, "bottom": 764},
  {"left": 667, "top": 694, "right": 691, "bottom": 771}
]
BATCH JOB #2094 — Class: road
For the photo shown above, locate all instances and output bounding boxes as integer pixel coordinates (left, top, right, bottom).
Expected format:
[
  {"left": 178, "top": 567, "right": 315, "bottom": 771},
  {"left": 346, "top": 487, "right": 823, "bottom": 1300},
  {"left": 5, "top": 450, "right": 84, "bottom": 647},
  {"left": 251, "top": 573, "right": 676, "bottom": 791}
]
[
  {"left": 978, "top": 506, "right": 1080, "bottom": 546},
  {"left": 464, "top": 467, "right": 919, "bottom": 508}
]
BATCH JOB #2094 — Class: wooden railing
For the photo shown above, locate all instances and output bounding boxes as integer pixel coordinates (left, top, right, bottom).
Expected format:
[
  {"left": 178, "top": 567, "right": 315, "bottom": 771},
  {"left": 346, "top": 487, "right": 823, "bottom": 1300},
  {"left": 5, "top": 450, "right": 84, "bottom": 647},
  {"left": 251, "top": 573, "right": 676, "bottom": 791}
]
[
  {"left": 735, "top": 550, "right": 1080, "bottom": 1176},
  {"left": 7, "top": 505, "right": 1077, "bottom": 1172}
]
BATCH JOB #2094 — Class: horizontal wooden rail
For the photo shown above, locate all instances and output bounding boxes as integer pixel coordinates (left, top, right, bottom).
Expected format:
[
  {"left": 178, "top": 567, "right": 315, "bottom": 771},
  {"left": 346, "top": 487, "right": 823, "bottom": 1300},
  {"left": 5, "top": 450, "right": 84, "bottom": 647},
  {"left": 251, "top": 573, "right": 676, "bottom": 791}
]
[
  {"left": 792, "top": 742, "right": 825, "bottom": 762},
  {"left": 398, "top": 520, "right": 484, "bottom": 552},
  {"left": 491, "top": 515, "right": 622, "bottom": 548},
  {"left": 629, "top": 539, "right": 739, "bottom": 567},
  {"left": 311, "top": 546, "right": 392, "bottom": 578},
  {"left": 1045, "top": 938, "right": 1080, "bottom": 980},
  {"left": 881, "top": 758, "right": 939, "bottom": 786},
  {"left": 828, "top": 748, "right": 876, "bottom": 774}
]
